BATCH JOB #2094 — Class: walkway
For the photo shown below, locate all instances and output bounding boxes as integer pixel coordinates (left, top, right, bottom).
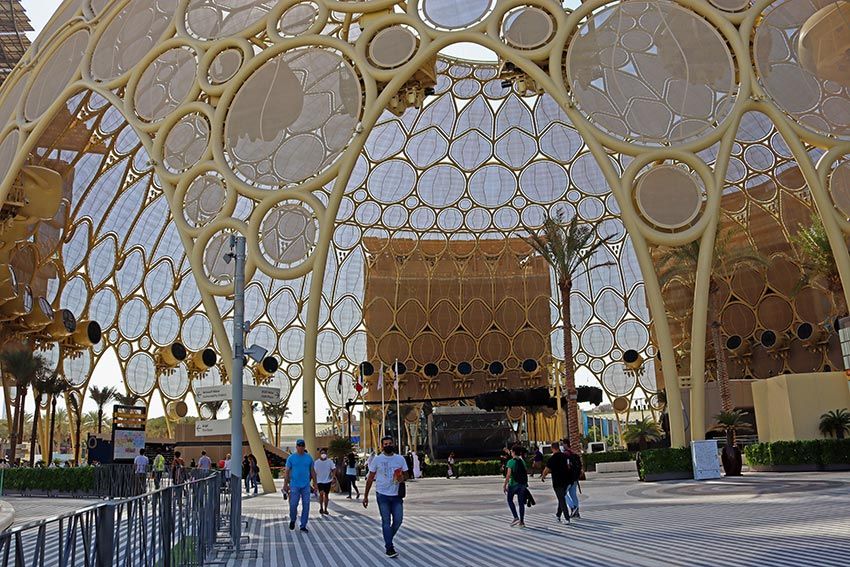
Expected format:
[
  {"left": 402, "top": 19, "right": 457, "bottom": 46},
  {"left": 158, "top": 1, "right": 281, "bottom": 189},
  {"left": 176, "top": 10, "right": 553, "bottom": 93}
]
[{"left": 227, "top": 471, "right": 850, "bottom": 566}]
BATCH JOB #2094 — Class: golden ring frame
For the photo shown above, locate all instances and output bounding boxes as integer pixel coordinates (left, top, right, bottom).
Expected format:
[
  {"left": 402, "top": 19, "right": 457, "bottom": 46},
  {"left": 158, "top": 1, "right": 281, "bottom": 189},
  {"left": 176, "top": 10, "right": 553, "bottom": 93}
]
[{"left": 0, "top": 0, "right": 847, "bottom": 491}]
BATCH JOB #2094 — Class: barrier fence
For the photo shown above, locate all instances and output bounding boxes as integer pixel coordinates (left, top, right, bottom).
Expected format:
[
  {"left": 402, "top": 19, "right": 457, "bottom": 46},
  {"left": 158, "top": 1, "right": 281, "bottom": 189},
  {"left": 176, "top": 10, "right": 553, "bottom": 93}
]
[{"left": 0, "top": 471, "right": 227, "bottom": 566}]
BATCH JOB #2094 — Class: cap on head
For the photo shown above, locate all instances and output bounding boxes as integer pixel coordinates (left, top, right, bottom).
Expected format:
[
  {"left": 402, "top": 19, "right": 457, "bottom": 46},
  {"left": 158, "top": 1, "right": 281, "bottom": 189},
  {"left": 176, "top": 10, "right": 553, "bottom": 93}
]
[{"left": 296, "top": 439, "right": 306, "bottom": 447}]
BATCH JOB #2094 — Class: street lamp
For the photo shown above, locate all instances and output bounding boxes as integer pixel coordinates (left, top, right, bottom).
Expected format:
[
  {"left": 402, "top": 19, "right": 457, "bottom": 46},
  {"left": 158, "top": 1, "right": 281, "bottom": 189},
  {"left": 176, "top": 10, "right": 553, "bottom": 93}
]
[{"left": 223, "top": 235, "right": 267, "bottom": 553}]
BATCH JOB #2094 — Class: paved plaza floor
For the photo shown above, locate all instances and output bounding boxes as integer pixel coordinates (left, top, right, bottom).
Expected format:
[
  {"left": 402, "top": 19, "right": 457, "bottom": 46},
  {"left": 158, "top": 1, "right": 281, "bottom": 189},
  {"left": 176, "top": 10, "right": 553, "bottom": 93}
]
[{"left": 224, "top": 471, "right": 850, "bottom": 566}]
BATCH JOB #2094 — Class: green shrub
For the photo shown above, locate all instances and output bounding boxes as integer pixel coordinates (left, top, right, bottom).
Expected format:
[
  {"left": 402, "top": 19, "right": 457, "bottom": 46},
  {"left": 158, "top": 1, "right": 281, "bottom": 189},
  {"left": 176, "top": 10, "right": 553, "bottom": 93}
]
[
  {"left": 583, "top": 450, "right": 633, "bottom": 471},
  {"left": 745, "top": 439, "right": 850, "bottom": 466},
  {"left": 769, "top": 440, "right": 821, "bottom": 465},
  {"left": 423, "top": 462, "right": 448, "bottom": 478},
  {"left": 423, "top": 460, "right": 506, "bottom": 477},
  {"left": 820, "top": 439, "right": 850, "bottom": 465},
  {"left": 1, "top": 466, "right": 95, "bottom": 493},
  {"left": 743, "top": 442, "right": 770, "bottom": 466},
  {"left": 637, "top": 448, "right": 692, "bottom": 480}
]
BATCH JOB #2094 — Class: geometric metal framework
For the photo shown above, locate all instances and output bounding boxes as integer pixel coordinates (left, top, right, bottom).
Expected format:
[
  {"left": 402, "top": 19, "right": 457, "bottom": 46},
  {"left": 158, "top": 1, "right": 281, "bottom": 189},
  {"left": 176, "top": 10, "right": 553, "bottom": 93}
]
[{"left": 1, "top": 2, "right": 849, "bottom": 491}]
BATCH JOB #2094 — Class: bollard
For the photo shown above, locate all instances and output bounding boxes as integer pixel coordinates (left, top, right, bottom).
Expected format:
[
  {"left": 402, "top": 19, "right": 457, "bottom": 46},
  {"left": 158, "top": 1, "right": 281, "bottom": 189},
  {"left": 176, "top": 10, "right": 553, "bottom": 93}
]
[{"left": 95, "top": 501, "right": 116, "bottom": 567}]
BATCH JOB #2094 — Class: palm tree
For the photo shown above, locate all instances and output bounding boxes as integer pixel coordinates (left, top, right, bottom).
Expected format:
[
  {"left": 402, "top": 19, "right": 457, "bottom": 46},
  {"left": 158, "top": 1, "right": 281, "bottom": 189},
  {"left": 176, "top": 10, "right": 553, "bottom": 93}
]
[
  {"left": 622, "top": 417, "right": 663, "bottom": 451},
  {"left": 263, "top": 402, "right": 290, "bottom": 447},
  {"left": 0, "top": 349, "right": 46, "bottom": 465},
  {"left": 790, "top": 216, "right": 846, "bottom": 317},
  {"left": 113, "top": 391, "right": 138, "bottom": 406},
  {"left": 525, "top": 211, "right": 615, "bottom": 449},
  {"left": 42, "top": 373, "right": 70, "bottom": 463},
  {"left": 53, "top": 408, "right": 69, "bottom": 451},
  {"left": 68, "top": 395, "right": 84, "bottom": 464},
  {"left": 819, "top": 409, "right": 850, "bottom": 439},
  {"left": 711, "top": 410, "right": 752, "bottom": 476},
  {"left": 89, "top": 385, "right": 116, "bottom": 434},
  {"left": 656, "top": 229, "right": 766, "bottom": 412},
  {"left": 29, "top": 371, "right": 51, "bottom": 466}
]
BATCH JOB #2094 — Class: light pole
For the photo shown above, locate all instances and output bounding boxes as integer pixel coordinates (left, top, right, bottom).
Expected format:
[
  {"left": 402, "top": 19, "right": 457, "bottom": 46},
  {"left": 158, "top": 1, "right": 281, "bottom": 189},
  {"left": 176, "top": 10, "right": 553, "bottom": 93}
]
[
  {"left": 226, "top": 235, "right": 247, "bottom": 552},
  {"left": 224, "top": 236, "right": 268, "bottom": 552}
]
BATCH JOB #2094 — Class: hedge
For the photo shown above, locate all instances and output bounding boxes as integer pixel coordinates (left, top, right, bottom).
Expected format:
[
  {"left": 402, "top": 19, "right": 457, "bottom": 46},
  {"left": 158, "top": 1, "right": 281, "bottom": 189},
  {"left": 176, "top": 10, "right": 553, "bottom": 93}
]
[
  {"left": 583, "top": 451, "right": 634, "bottom": 472},
  {"left": 744, "top": 440, "right": 850, "bottom": 467},
  {"left": 423, "top": 459, "right": 529, "bottom": 478},
  {"left": 637, "top": 448, "right": 693, "bottom": 481},
  {"left": 0, "top": 466, "right": 95, "bottom": 494}
]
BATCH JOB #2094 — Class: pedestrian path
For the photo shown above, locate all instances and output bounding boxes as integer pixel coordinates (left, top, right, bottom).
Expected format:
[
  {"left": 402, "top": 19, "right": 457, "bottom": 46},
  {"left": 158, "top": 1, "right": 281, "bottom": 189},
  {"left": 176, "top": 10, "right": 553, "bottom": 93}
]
[{"left": 226, "top": 472, "right": 850, "bottom": 566}]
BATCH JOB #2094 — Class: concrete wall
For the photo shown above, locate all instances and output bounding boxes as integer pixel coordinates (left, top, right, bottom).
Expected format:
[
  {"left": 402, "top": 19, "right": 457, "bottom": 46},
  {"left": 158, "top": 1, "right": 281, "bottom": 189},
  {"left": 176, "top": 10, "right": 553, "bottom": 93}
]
[{"left": 751, "top": 372, "right": 850, "bottom": 442}]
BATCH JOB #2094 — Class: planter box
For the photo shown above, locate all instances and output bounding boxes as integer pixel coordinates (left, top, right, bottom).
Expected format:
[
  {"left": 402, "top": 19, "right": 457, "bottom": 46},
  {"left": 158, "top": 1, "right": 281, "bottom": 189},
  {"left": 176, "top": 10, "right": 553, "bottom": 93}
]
[
  {"left": 751, "top": 463, "right": 850, "bottom": 472},
  {"left": 642, "top": 471, "right": 693, "bottom": 482},
  {"left": 596, "top": 461, "right": 637, "bottom": 473}
]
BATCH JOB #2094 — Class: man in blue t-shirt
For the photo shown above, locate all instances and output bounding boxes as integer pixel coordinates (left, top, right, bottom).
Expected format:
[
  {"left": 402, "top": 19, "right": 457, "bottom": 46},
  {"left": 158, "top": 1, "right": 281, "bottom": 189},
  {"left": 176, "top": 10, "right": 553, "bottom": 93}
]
[{"left": 284, "top": 439, "right": 317, "bottom": 532}]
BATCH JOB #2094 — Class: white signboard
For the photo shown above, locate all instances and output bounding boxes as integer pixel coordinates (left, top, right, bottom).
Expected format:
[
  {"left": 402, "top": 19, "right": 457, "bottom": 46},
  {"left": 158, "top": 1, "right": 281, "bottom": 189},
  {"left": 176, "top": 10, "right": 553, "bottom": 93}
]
[
  {"left": 691, "top": 439, "right": 722, "bottom": 480},
  {"left": 195, "top": 419, "right": 232, "bottom": 437},
  {"left": 195, "top": 385, "right": 280, "bottom": 403},
  {"left": 195, "top": 385, "right": 230, "bottom": 403}
]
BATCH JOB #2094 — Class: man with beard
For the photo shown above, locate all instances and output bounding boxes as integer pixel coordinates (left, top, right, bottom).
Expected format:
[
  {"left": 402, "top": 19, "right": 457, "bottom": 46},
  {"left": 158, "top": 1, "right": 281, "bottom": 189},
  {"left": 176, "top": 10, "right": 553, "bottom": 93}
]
[{"left": 364, "top": 436, "right": 408, "bottom": 558}]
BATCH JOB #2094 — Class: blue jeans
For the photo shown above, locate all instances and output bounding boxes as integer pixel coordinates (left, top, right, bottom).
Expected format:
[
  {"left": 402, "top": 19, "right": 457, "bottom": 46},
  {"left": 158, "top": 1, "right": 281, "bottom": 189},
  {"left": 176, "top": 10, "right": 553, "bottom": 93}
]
[
  {"left": 376, "top": 493, "right": 404, "bottom": 551},
  {"left": 290, "top": 485, "right": 311, "bottom": 528},
  {"left": 507, "top": 484, "right": 527, "bottom": 522},
  {"left": 567, "top": 482, "right": 579, "bottom": 511}
]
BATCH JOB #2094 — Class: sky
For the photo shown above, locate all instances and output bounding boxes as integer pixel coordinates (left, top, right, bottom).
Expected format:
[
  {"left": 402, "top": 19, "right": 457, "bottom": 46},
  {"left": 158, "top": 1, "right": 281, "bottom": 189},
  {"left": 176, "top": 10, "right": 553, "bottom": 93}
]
[{"left": 15, "top": 0, "right": 601, "bottom": 426}]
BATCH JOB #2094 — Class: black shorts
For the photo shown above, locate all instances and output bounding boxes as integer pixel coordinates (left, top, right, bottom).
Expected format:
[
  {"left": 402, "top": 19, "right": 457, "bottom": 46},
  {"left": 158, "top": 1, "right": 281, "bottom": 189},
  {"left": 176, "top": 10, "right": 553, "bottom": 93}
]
[{"left": 317, "top": 482, "right": 332, "bottom": 494}]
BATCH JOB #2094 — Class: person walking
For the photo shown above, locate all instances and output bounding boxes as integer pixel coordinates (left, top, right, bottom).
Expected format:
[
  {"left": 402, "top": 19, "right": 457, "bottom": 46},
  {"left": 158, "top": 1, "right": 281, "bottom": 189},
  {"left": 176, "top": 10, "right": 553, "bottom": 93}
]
[
  {"left": 446, "top": 452, "right": 459, "bottom": 479},
  {"left": 540, "top": 442, "right": 571, "bottom": 524},
  {"left": 284, "top": 439, "right": 317, "bottom": 532},
  {"left": 153, "top": 452, "right": 165, "bottom": 489},
  {"left": 223, "top": 453, "right": 231, "bottom": 488},
  {"left": 248, "top": 454, "right": 259, "bottom": 494},
  {"left": 345, "top": 452, "right": 360, "bottom": 499},
  {"left": 411, "top": 452, "right": 422, "bottom": 479},
  {"left": 563, "top": 440, "right": 583, "bottom": 518},
  {"left": 503, "top": 445, "right": 529, "bottom": 527},
  {"left": 364, "top": 436, "right": 408, "bottom": 559},
  {"left": 531, "top": 445, "right": 544, "bottom": 478},
  {"left": 171, "top": 451, "right": 185, "bottom": 485},
  {"left": 313, "top": 448, "right": 335, "bottom": 515},
  {"left": 242, "top": 455, "right": 251, "bottom": 494},
  {"left": 198, "top": 450, "right": 212, "bottom": 473},
  {"left": 133, "top": 448, "right": 149, "bottom": 494}
]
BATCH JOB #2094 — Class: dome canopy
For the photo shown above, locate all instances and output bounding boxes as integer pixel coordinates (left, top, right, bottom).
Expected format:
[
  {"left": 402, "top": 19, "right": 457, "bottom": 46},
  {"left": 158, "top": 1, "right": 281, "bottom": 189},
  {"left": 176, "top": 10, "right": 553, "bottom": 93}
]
[{"left": 0, "top": 0, "right": 848, "bottom": 449}]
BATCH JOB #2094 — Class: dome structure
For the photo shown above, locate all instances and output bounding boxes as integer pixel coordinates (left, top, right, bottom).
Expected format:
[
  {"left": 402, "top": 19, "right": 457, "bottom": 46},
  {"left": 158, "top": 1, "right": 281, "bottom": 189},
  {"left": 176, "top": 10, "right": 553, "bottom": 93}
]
[{"left": 1, "top": 0, "right": 849, "bottom": 484}]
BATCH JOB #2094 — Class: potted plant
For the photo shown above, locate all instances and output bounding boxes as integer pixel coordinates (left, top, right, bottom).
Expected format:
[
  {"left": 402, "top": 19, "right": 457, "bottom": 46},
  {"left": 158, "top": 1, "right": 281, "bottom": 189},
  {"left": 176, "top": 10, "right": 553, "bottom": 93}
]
[
  {"left": 819, "top": 409, "right": 850, "bottom": 440},
  {"left": 711, "top": 410, "right": 752, "bottom": 476}
]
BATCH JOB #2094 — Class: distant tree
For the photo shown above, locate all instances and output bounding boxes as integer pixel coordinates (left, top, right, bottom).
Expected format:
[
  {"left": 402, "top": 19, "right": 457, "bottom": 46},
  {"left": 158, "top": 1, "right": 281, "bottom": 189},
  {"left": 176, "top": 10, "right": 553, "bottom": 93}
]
[
  {"left": 819, "top": 409, "right": 850, "bottom": 440},
  {"left": 790, "top": 216, "right": 846, "bottom": 317},
  {"left": 89, "top": 386, "right": 116, "bottom": 434},
  {"left": 622, "top": 418, "right": 663, "bottom": 451},
  {"left": 0, "top": 349, "right": 46, "bottom": 464}
]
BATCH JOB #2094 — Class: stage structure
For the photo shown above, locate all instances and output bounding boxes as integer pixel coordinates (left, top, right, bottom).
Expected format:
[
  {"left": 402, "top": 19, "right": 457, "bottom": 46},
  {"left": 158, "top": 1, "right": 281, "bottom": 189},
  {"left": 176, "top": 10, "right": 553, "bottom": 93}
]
[{"left": 0, "top": 0, "right": 849, "bottom": 488}]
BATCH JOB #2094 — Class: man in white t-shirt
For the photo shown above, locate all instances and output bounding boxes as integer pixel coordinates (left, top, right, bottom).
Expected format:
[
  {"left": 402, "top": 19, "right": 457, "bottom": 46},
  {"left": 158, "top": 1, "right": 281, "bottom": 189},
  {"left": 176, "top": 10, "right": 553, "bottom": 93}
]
[
  {"left": 364, "top": 436, "right": 408, "bottom": 559},
  {"left": 313, "top": 449, "right": 336, "bottom": 515},
  {"left": 133, "top": 449, "right": 149, "bottom": 494}
]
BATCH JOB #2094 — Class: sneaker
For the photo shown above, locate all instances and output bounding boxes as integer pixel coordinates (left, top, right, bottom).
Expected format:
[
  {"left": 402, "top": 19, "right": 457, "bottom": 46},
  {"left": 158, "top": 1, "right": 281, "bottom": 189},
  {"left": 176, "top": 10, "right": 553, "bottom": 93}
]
[
  {"left": 289, "top": 521, "right": 295, "bottom": 530},
  {"left": 519, "top": 522, "right": 526, "bottom": 528},
  {"left": 510, "top": 519, "right": 520, "bottom": 527},
  {"left": 572, "top": 510, "right": 581, "bottom": 519},
  {"left": 554, "top": 514, "right": 561, "bottom": 523},
  {"left": 386, "top": 549, "right": 399, "bottom": 558},
  {"left": 300, "top": 527, "right": 309, "bottom": 533},
  {"left": 346, "top": 495, "right": 352, "bottom": 499}
]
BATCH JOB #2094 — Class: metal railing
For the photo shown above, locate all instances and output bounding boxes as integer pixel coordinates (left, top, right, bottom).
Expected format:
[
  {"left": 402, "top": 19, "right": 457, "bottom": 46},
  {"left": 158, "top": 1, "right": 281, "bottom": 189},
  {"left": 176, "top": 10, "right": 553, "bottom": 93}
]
[
  {"left": 93, "top": 465, "right": 224, "bottom": 498},
  {"left": 0, "top": 472, "right": 226, "bottom": 566}
]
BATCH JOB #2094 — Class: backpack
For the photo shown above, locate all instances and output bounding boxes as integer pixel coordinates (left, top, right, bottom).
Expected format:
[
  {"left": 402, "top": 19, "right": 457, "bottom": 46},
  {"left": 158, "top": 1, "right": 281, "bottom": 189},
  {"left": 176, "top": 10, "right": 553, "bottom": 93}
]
[
  {"left": 567, "top": 453, "right": 583, "bottom": 483},
  {"left": 512, "top": 458, "right": 528, "bottom": 485}
]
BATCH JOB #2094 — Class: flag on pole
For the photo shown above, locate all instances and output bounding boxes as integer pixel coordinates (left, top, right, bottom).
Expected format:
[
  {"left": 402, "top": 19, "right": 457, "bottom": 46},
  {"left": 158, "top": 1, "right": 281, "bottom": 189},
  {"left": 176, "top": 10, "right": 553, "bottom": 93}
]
[
  {"left": 337, "top": 372, "right": 343, "bottom": 394},
  {"left": 378, "top": 363, "right": 384, "bottom": 389},
  {"left": 354, "top": 368, "right": 364, "bottom": 393},
  {"left": 393, "top": 359, "right": 399, "bottom": 391}
]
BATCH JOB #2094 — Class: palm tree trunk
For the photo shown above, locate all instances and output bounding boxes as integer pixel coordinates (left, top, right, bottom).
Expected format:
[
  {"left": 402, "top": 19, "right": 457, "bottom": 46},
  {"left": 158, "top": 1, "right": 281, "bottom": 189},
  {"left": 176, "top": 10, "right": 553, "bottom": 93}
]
[
  {"left": 9, "top": 390, "right": 21, "bottom": 464},
  {"left": 838, "top": 428, "right": 845, "bottom": 440},
  {"left": 559, "top": 279, "right": 581, "bottom": 450},
  {"left": 74, "top": 407, "right": 82, "bottom": 464},
  {"left": 96, "top": 406, "right": 103, "bottom": 434},
  {"left": 29, "top": 394, "right": 41, "bottom": 466},
  {"left": 17, "top": 390, "right": 27, "bottom": 441},
  {"left": 709, "top": 286, "right": 732, "bottom": 413},
  {"left": 47, "top": 397, "right": 58, "bottom": 463}
]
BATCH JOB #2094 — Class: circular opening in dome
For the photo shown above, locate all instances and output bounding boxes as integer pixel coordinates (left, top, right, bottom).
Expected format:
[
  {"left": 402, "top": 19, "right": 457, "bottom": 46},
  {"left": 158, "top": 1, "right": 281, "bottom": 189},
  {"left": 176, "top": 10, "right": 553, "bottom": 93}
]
[
  {"left": 439, "top": 43, "right": 498, "bottom": 63},
  {"left": 488, "top": 361, "right": 504, "bottom": 375},
  {"left": 424, "top": 363, "right": 439, "bottom": 377},
  {"left": 457, "top": 361, "right": 473, "bottom": 375},
  {"left": 360, "top": 361, "right": 375, "bottom": 376}
]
